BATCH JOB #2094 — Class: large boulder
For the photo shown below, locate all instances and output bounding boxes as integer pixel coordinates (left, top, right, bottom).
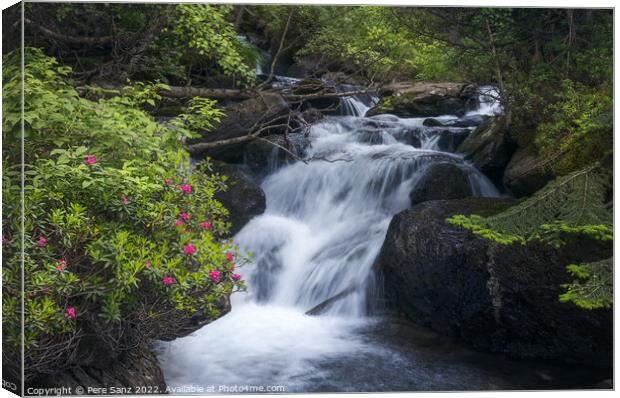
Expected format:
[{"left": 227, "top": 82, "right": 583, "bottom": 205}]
[
  {"left": 503, "top": 145, "right": 555, "bottom": 197},
  {"left": 457, "top": 116, "right": 515, "bottom": 184},
  {"left": 367, "top": 82, "right": 478, "bottom": 118},
  {"left": 409, "top": 163, "right": 472, "bottom": 205},
  {"left": 187, "top": 93, "right": 290, "bottom": 162},
  {"left": 210, "top": 161, "right": 266, "bottom": 235},
  {"left": 376, "top": 198, "right": 612, "bottom": 367}
]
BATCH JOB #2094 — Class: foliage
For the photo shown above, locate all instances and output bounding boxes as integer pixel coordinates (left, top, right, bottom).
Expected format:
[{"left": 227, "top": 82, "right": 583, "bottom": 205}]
[
  {"left": 170, "top": 97, "right": 225, "bottom": 135},
  {"left": 535, "top": 80, "right": 612, "bottom": 175},
  {"left": 560, "top": 258, "right": 613, "bottom": 310},
  {"left": 171, "top": 4, "right": 257, "bottom": 86},
  {"left": 2, "top": 49, "right": 245, "bottom": 380},
  {"left": 447, "top": 165, "right": 612, "bottom": 309},
  {"left": 296, "top": 6, "right": 459, "bottom": 82}
]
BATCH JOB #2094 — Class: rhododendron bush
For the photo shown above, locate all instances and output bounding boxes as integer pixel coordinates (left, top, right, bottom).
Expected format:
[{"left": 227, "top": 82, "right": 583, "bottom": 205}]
[{"left": 2, "top": 48, "right": 245, "bottom": 380}]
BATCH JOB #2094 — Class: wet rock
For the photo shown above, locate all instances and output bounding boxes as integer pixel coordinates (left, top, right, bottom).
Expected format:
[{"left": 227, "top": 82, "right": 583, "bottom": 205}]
[
  {"left": 409, "top": 163, "right": 472, "bottom": 205},
  {"left": 242, "top": 133, "right": 310, "bottom": 178},
  {"left": 434, "top": 128, "right": 471, "bottom": 152},
  {"left": 503, "top": 145, "right": 555, "bottom": 197},
  {"left": 210, "top": 161, "right": 266, "bottom": 235},
  {"left": 376, "top": 198, "right": 612, "bottom": 366},
  {"left": 423, "top": 118, "right": 445, "bottom": 127},
  {"left": 457, "top": 116, "right": 516, "bottom": 184},
  {"left": 448, "top": 114, "right": 487, "bottom": 128},
  {"left": 187, "top": 92, "right": 290, "bottom": 162},
  {"left": 367, "top": 82, "right": 479, "bottom": 118}
]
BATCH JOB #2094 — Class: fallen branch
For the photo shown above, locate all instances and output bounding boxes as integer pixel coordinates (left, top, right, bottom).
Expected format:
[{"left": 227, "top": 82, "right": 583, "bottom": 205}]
[{"left": 282, "top": 89, "right": 370, "bottom": 102}]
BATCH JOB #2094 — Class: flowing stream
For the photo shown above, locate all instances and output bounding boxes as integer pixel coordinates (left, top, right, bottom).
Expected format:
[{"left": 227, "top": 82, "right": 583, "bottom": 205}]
[{"left": 157, "top": 87, "right": 600, "bottom": 392}]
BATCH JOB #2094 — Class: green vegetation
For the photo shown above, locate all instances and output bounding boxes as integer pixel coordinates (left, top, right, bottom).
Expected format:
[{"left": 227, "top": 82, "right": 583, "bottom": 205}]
[
  {"left": 447, "top": 165, "right": 612, "bottom": 309},
  {"left": 2, "top": 49, "right": 245, "bottom": 380}
]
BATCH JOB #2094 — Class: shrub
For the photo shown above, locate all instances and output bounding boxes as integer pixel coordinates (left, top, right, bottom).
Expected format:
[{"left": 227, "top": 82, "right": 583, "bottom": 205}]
[{"left": 2, "top": 48, "right": 245, "bottom": 380}]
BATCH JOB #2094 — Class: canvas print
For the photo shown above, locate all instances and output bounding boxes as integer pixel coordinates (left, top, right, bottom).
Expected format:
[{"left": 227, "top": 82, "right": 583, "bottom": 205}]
[{"left": 1, "top": 1, "right": 614, "bottom": 395}]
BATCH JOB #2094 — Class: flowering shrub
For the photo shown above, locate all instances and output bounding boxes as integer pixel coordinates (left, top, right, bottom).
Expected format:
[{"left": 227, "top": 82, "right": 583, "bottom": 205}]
[{"left": 2, "top": 48, "right": 245, "bottom": 380}]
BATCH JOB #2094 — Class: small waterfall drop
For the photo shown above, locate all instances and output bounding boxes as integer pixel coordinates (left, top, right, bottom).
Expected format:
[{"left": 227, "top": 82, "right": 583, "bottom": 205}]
[{"left": 158, "top": 86, "right": 507, "bottom": 392}]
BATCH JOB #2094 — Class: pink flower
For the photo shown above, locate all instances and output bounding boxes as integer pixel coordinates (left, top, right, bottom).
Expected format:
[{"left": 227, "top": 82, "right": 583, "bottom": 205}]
[
  {"left": 232, "top": 273, "right": 242, "bottom": 281},
  {"left": 84, "top": 155, "right": 97, "bottom": 165},
  {"left": 121, "top": 196, "right": 129, "bottom": 205},
  {"left": 41, "top": 286, "right": 50, "bottom": 294},
  {"left": 180, "top": 212, "right": 189, "bottom": 221},
  {"left": 209, "top": 270, "right": 221, "bottom": 283},
  {"left": 200, "top": 221, "right": 212, "bottom": 230},
  {"left": 174, "top": 219, "right": 184, "bottom": 226},
  {"left": 179, "top": 184, "right": 192, "bottom": 194},
  {"left": 65, "top": 307, "right": 76, "bottom": 318},
  {"left": 144, "top": 261, "right": 152, "bottom": 268},
  {"left": 162, "top": 276, "right": 174, "bottom": 286},
  {"left": 164, "top": 178, "right": 174, "bottom": 185},
  {"left": 37, "top": 236, "right": 47, "bottom": 247},
  {"left": 226, "top": 252, "right": 234, "bottom": 262},
  {"left": 183, "top": 243, "right": 196, "bottom": 255},
  {"left": 56, "top": 260, "right": 67, "bottom": 271},
  {"left": 1, "top": 234, "right": 6, "bottom": 245}
]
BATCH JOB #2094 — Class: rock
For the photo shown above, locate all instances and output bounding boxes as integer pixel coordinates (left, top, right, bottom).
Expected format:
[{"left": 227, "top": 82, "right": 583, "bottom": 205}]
[
  {"left": 242, "top": 133, "right": 310, "bottom": 177},
  {"left": 433, "top": 128, "right": 471, "bottom": 152},
  {"left": 423, "top": 118, "right": 445, "bottom": 127},
  {"left": 376, "top": 198, "right": 612, "bottom": 366},
  {"left": 30, "top": 345, "right": 166, "bottom": 392},
  {"left": 410, "top": 163, "right": 472, "bottom": 205},
  {"left": 457, "top": 116, "right": 516, "bottom": 184},
  {"left": 503, "top": 145, "right": 555, "bottom": 197},
  {"left": 210, "top": 161, "right": 266, "bottom": 235},
  {"left": 290, "top": 78, "right": 340, "bottom": 114},
  {"left": 187, "top": 92, "right": 290, "bottom": 162},
  {"left": 367, "top": 82, "right": 479, "bottom": 118},
  {"left": 447, "top": 114, "right": 487, "bottom": 128}
]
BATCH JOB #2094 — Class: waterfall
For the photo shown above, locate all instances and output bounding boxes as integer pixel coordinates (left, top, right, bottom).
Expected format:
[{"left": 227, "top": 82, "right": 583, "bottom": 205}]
[{"left": 157, "top": 87, "right": 503, "bottom": 392}]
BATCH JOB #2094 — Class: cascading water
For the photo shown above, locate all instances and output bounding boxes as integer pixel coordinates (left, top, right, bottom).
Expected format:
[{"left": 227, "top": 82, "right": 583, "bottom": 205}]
[{"left": 157, "top": 88, "right": 585, "bottom": 392}]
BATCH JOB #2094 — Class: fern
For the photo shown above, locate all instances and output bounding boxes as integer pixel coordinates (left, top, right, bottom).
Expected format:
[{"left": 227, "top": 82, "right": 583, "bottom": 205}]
[
  {"left": 447, "top": 164, "right": 612, "bottom": 244},
  {"left": 560, "top": 258, "right": 613, "bottom": 309}
]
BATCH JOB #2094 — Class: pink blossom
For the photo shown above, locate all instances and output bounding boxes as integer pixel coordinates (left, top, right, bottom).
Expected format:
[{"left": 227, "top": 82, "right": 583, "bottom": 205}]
[
  {"left": 209, "top": 270, "right": 221, "bottom": 283},
  {"left": 56, "top": 260, "right": 67, "bottom": 271},
  {"left": 37, "top": 236, "right": 47, "bottom": 247},
  {"left": 41, "top": 286, "right": 50, "bottom": 294},
  {"left": 174, "top": 219, "right": 184, "bottom": 226},
  {"left": 1, "top": 234, "right": 6, "bottom": 245},
  {"left": 162, "top": 276, "right": 174, "bottom": 286},
  {"left": 226, "top": 252, "right": 234, "bottom": 262},
  {"left": 183, "top": 243, "right": 196, "bottom": 255},
  {"left": 121, "top": 196, "right": 129, "bottom": 205},
  {"left": 145, "top": 261, "right": 152, "bottom": 268},
  {"left": 180, "top": 212, "right": 189, "bottom": 221},
  {"left": 164, "top": 178, "right": 174, "bottom": 185},
  {"left": 65, "top": 307, "right": 76, "bottom": 318},
  {"left": 200, "top": 221, "right": 212, "bottom": 230},
  {"left": 179, "top": 184, "right": 192, "bottom": 194},
  {"left": 84, "top": 155, "right": 97, "bottom": 165},
  {"left": 232, "top": 273, "right": 242, "bottom": 281}
]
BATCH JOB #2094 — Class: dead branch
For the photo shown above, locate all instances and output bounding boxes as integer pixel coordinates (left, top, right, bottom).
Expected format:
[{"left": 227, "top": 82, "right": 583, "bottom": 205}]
[{"left": 24, "top": 18, "right": 116, "bottom": 46}]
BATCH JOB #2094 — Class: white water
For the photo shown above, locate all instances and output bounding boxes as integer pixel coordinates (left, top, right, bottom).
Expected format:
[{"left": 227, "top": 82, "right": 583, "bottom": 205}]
[{"left": 158, "top": 90, "right": 502, "bottom": 392}]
